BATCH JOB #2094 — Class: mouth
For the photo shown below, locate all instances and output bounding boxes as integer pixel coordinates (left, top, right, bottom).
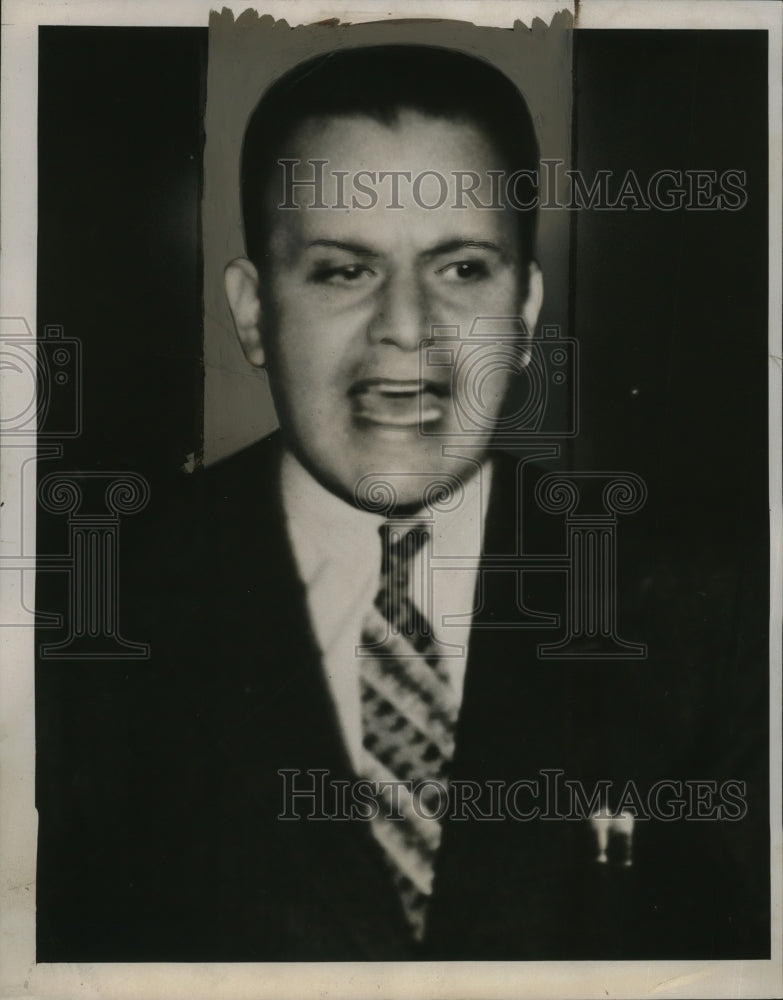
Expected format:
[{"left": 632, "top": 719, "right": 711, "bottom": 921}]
[{"left": 349, "top": 378, "right": 450, "bottom": 428}]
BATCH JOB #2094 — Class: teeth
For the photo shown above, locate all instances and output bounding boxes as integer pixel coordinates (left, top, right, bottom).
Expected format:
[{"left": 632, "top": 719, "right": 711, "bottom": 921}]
[
  {"left": 351, "top": 381, "right": 446, "bottom": 427},
  {"left": 367, "top": 409, "right": 441, "bottom": 426},
  {"left": 375, "top": 381, "right": 424, "bottom": 395},
  {"left": 353, "top": 380, "right": 448, "bottom": 397}
]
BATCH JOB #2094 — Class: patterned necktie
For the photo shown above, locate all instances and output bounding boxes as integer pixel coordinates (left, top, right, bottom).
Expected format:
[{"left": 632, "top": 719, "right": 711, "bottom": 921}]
[{"left": 359, "top": 521, "right": 458, "bottom": 941}]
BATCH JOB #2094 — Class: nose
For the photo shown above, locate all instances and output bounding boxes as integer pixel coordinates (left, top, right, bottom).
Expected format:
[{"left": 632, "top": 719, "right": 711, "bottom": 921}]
[{"left": 367, "top": 271, "right": 428, "bottom": 351}]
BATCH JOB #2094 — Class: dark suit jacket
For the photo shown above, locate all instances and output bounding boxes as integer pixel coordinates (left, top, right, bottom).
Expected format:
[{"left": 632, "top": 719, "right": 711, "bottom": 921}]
[{"left": 35, "top": 434, "right": 769, "bottom": 961}]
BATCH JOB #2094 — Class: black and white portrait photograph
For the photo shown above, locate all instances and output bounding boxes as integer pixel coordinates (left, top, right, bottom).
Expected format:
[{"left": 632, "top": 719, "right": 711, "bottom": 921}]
[{"left": 0, "top": 2, "right": 780, "bottom": 998}]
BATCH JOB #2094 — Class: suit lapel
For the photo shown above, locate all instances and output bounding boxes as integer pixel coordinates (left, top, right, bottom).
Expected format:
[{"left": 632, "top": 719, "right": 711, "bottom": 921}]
[
  {"left": 202, "top": 437, "right": 415, "bottom": 958},
  {"left": 426, "top": 453, "right": 594, "bottom": 956}
]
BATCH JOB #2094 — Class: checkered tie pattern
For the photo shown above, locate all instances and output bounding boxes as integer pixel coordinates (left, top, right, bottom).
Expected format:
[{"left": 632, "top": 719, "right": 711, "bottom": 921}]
[{"left": 359, "top": 521, "right": 459, "bottom": 941}]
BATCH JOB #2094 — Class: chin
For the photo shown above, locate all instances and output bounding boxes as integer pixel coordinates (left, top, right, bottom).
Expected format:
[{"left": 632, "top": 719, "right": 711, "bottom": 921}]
[
  {"left": 357, "top": 442, "right": 453, "bottom": 476},
  {"left": 339, "top": 449, "right": 473, "bottom": 515}
]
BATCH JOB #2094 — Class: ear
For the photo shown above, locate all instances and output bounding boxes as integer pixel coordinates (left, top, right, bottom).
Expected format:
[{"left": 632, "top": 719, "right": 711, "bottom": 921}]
[
  {"left": 224, "top": 257, "right": 266, "bottom": 368},
  {"left": 516, "top": 261, "right": 544, "bottom": 368},
  {"left": 521, "top": 261, "right": 544, "bottom": 338}
]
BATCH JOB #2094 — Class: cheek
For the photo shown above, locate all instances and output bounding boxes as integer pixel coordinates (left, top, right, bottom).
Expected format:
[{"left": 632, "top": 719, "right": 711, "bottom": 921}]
[
  {"left": 277, "top": 313, "right": 369, "bottom": 392},
  {"left": 453, "top": 343, "right": 520, "bottom": 427},
  {"left": 269, "top": 325, "right": 349, "bottom": 417},
  {"left": 439, "top": 278, "right": 521, "bottom": 332},
  {"left": 471, "top": 364, "right": 514, "bottom": 409},
  {"left": 484, "top": 367, "right": 516, "bottom": 404},
  {"left": 480, "top": 273, "right": 522, "bottom": 313},
  {"left": 265, "top": 300, "right": 322, "bottom": 375}
]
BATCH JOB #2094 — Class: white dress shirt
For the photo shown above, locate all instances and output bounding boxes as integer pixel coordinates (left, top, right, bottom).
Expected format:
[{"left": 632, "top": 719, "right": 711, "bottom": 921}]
[{"left": 281, "top": 451, "right": 492, "bottom": 771}]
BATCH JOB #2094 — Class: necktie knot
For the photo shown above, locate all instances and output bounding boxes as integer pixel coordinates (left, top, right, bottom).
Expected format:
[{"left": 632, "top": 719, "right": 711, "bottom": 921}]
[
  {"left": 379, "top": 521, "right": 429, "bottom": 589},
  {"left": 376, "top": 522, "right": 431, "bottom": 649}
]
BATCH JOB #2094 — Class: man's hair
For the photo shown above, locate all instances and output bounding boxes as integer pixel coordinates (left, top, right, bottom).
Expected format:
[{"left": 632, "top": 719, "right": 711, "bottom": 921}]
[{"left": 240, "top": 44, "right": 540, "bottom": 269}]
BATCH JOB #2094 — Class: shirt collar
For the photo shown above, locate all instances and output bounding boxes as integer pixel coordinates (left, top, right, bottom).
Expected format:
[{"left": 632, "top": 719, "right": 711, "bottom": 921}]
[
  {"left": 281, "top": 451, "right": 384, "bottom": 586},
  {"left": 281, "top": 449, "right": 493, "bottom": 583}
]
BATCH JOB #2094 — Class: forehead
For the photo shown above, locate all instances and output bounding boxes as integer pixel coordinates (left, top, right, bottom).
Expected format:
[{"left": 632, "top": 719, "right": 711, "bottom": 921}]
[
  {"left": 290, "top": 109, "right": 503, "bottom": 171},
  {"left": 266, "top": 110, "right": 518, "bottom": 256}
]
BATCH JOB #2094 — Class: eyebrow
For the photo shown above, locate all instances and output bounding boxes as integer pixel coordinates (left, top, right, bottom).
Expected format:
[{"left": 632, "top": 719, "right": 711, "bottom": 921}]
[
  {"left": 423, "top": 239, "right": 506, "bottom": 259},
  {"left": 306, "top": 239, "right": 380, "bottom": 257},
  {"left": 305, "top": 237, "right": 507, "bottom": 259}
]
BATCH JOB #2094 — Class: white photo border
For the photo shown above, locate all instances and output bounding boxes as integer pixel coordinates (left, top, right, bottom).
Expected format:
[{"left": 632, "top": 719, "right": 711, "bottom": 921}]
[{"left": 1, "top": 2, "right": 780, "bottom": 998}]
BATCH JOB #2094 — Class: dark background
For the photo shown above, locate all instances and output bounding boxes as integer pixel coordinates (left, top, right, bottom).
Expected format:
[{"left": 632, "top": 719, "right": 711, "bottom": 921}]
[
  {"left": 571, "top": 31, "right": 768, "bottom": 557},
  {"left": 35, "top": 28, "right": 769, "bottom": 545},
  {"left": 35, "top": 26, "right": 770, "bottom": 958},
  {"left": 36, "top": 27, "right": 206, "bottom": 478}
]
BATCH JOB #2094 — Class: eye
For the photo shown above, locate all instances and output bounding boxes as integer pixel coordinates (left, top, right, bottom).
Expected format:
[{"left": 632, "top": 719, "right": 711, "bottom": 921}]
[
  {"left": 310, "top": 263, "right": 375, "bottom": 285},
  {"left": 438, "top": 259, "right": 491, "bottom": 282}
]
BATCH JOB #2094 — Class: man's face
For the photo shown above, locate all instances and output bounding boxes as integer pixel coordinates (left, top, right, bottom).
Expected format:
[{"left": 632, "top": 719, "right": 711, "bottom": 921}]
[{"left": 227, "top": 111, "right": 542, "bottom": 507}]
